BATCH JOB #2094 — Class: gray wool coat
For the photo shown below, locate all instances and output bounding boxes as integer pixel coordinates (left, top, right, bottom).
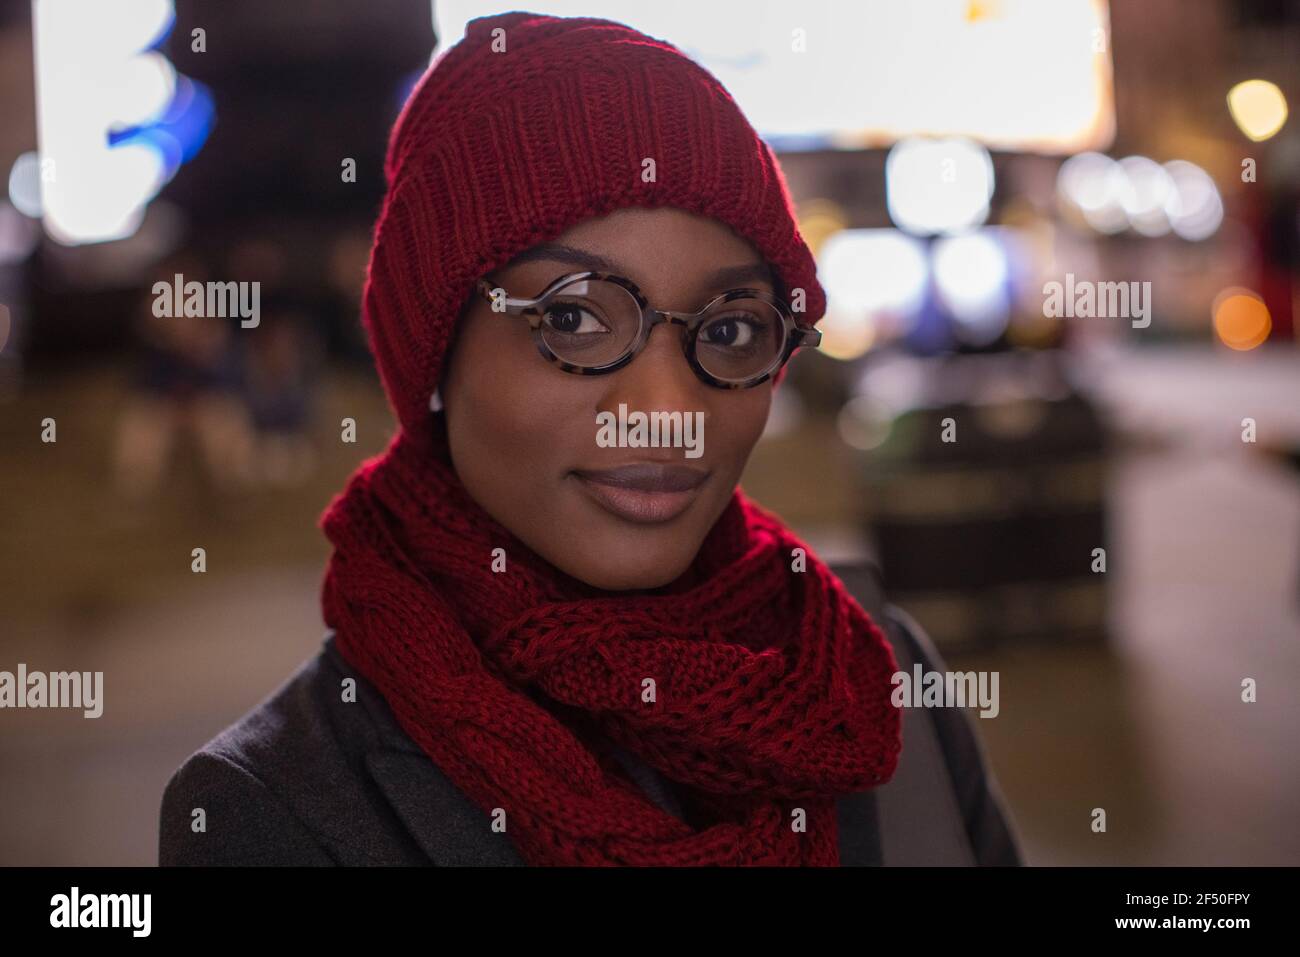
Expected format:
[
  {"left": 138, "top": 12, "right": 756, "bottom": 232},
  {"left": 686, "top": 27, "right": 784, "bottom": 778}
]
[{"left": 158, "top": 561, "right": 1024, "bottom": 866}]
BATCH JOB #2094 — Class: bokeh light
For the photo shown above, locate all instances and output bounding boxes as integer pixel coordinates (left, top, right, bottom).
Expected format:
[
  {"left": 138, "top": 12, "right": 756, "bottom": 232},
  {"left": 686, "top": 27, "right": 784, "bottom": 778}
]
[
  {"left": 932, "top": 231, "right": 1011, "bottom": 345},
  {"left": 819, "top": 228, "right": 929, "bottom": 359},
  {"left": 1163, "top": 159, "right": 1224, "bottom": 241},
  {"left": 1115, "top": 155, "right": 1173, "bottom": 237},
  {"left": 886, "top": 136, "right": 995, "bottom": 236},
  {"left": 1211, "top": 287, "right": 1271, "bottom": 350},
  {"left": 1227, "top": 79, "right": 1288, "bottom": 142},
  {"left": 1056, "top": 151, "right": 1127, "bottom": 234}
]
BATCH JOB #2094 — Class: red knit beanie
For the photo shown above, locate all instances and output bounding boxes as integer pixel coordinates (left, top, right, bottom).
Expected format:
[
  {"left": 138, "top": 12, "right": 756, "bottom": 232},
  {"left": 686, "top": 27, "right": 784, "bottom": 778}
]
[{"left": 361, "top": 10, "right": 827, "bottom": 434}]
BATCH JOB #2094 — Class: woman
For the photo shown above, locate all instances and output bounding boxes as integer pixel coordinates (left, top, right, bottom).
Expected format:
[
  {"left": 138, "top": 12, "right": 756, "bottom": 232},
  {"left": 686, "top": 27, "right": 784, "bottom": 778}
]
[{"left": 159, "top": 11, "right": 1022, "bottom": 866}]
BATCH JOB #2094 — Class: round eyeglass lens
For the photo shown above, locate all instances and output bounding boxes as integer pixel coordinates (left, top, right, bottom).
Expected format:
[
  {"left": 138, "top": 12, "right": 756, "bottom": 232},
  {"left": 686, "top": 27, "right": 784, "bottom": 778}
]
[
  {"left": 538, "top": 278, "right": 642, "bottom": 367},
  {"left": 694, "top": 296, "right": 785, "bottom": 382}
]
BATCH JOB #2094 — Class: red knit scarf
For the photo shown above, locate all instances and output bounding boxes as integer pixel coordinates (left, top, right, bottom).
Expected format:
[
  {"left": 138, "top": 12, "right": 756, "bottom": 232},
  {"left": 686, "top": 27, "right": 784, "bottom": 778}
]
[{"left": 320, "top": 428, "right": 902, "bottom": 865}]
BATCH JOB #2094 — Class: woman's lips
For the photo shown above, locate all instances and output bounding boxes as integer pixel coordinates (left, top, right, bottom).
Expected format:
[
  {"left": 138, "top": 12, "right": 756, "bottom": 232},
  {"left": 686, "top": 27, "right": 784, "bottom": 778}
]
[{"left": 571, "top": 463, "right": 709, "bottom": 525}]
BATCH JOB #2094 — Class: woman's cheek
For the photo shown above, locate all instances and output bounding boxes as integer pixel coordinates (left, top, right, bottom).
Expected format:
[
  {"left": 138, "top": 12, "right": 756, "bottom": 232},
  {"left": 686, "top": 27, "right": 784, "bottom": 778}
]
[{"left": 719, "top": 391, "right": 772, "bottom": 472}]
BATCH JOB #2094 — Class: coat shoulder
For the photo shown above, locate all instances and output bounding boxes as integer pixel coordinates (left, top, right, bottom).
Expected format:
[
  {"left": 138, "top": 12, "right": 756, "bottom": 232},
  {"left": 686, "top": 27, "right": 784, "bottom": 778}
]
[
  {"left": 157, "top": 749, "right": 336, "bottom": 865},
  {"left": 831, "top": 559, "right": 1026, "bottom": 866},
  {"left": 876, "top": 601, "right": 1026, "bottom": 866},
  {"left": 186, "top": 648, "right": 340, "bottom": 786}
]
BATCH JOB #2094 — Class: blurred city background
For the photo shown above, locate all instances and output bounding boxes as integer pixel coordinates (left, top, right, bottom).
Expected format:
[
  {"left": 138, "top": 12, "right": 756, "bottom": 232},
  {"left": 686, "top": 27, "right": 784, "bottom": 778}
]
[{"left": 1, "top": 0, "right": 1297, "bottom": 865}]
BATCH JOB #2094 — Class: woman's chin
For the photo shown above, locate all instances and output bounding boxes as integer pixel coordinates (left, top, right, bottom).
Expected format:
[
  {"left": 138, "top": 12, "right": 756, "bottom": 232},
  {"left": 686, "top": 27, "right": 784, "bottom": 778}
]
[{"left": 554, "top": 545, "right": 698, "bottom": 593}]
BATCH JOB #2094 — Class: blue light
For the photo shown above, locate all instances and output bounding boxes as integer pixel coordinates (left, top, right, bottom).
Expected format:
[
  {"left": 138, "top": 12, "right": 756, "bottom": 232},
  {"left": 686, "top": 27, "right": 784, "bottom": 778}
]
[{"left": 107, "top": 76, "right": 214, "bottom": 172}]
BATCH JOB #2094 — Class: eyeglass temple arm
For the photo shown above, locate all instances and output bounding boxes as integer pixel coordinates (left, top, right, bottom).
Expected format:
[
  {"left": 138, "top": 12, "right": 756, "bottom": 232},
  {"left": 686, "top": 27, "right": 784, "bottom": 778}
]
[
  {"left": 476, "top": 279, "right": 536, "bottom": 311},
  {"left": 793, "top": 325, "right": 822, "bottom": 348}
]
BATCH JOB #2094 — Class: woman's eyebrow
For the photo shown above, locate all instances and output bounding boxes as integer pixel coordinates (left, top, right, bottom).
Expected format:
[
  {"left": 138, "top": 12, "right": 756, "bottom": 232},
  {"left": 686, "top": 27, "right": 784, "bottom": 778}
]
[
  {"left": 708, "top": 261, "right": 774, "bottom": 290},
  {"left": 507, "top": 243, "right": 614, "bottom": 272},
  {"left": 507, "top": 243, "right": 775, "bottom": 291}
]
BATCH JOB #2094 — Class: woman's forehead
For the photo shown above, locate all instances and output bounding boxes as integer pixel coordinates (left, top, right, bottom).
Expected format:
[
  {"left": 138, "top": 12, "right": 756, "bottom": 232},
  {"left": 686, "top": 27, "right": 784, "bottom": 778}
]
[{"left": 496, "top": 208, "right": 776, "bottom": 297}]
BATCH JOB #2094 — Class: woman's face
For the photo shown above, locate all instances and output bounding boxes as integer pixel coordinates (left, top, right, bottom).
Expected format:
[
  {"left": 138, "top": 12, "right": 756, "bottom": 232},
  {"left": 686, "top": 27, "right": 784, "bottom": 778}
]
[{"left": 441, "top": 206, "right": 776, "bottom": 591}]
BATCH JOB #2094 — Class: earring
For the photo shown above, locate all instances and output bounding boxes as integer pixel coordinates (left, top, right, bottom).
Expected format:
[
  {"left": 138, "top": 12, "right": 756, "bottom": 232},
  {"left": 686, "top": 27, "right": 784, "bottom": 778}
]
[{"left": 429, "top": 388, "right": 443, "bottom": 413}]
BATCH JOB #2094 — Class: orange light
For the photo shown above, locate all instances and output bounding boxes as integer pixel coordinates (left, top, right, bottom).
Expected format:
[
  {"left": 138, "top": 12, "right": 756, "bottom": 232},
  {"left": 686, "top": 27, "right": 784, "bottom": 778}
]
[{"left": 1212, "top": 288, "right": 1271, "bottom": 351}]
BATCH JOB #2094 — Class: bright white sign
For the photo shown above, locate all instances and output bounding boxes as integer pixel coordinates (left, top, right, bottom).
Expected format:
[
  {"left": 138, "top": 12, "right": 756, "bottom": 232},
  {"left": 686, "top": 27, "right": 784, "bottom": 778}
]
[{"left": 436, "top": 0, "right": 1115, "bottom": 153}]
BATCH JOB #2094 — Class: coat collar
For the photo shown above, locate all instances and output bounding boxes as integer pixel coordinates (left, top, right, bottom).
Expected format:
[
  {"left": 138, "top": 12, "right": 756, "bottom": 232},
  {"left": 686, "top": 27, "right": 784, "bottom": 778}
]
[
  {"left": 363, "top": 747, "right": 526, "bottom": 865},
  {"left": 324, "top": 634, "right": 525, "bottom": 865}
]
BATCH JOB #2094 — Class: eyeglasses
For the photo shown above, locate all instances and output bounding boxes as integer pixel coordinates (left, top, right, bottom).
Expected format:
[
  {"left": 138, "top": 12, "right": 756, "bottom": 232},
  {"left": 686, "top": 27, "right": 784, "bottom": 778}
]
[{"left": 474, "top": 271, "right": 821, "bottom": 389}]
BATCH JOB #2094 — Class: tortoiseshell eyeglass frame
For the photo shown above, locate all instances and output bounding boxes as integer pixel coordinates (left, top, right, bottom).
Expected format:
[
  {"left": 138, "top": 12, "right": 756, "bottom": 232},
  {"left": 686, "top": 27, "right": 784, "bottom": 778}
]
[{"left": 474, "top": 271, "right": 822, "bottom": 390}]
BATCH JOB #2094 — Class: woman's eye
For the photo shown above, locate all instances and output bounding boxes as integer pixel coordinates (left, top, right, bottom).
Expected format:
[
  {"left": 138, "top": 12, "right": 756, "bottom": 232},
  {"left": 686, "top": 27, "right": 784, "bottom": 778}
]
[
  {"left": 543, "top": 303, "right": 608, "bottom": 335},
  {"left": 701, "top": 314, "right": 756, "bottom": 347}
]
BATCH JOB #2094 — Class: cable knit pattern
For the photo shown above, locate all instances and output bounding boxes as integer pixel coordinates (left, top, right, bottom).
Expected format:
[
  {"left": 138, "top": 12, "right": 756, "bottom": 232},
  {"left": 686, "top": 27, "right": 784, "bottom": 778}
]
[
  {"left": 321, "top": 11, "right": 900, "bottom": 866},
  {"left": 322, "top": 431, "right": 902, "bottom": 866}
]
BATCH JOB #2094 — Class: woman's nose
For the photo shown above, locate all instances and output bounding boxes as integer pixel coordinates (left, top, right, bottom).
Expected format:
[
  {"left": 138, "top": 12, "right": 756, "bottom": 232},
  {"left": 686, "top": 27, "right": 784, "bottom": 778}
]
[{"left": 596, "top": 321, "right": 706, "bottom": 422}]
